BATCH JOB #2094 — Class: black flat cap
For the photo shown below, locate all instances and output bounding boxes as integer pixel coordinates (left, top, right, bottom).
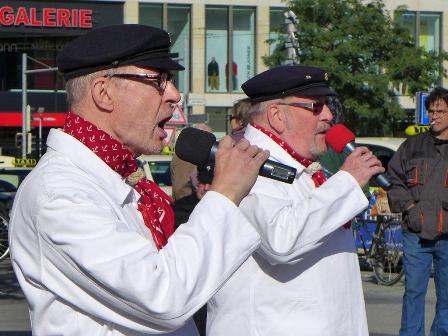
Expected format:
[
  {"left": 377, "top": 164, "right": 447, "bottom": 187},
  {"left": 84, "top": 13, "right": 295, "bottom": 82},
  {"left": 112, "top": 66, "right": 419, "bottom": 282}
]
[
  {"left": 242, "top": 65, "right": 336, "bottom": 103},
  {"left": 57, "top": 24, "right": 184, "bottom": 80}
]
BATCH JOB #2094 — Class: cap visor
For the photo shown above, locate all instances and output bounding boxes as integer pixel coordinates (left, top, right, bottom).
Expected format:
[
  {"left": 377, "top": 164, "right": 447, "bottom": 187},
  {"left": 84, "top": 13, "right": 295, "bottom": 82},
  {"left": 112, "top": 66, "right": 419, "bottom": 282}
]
[
  {"left": 294, "top": 85, "right": 337, "bottom": 97},
  {"left": 134, "top": 57, "right": 185, "bottom": 71}
]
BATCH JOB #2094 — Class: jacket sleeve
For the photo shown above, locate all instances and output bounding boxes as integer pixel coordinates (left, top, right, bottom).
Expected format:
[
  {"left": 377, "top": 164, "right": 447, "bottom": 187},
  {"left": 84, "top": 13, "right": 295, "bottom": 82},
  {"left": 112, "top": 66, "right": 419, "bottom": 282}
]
[
  {"left": 33, "top": 189, "right": 260, "bottom": 333},
  {"left": 239, "top": 170, "right": 368, "bottom": 265},
  {"left": 387, "top": 142, "right": 414, "bottom": 213}
]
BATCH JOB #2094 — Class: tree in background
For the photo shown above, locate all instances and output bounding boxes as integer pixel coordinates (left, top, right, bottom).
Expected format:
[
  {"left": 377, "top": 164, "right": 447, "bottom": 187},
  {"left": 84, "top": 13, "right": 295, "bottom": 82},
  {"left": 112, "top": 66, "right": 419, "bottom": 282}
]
[{"left": 264, "top": 0, "right": 448, "bottom": 136}]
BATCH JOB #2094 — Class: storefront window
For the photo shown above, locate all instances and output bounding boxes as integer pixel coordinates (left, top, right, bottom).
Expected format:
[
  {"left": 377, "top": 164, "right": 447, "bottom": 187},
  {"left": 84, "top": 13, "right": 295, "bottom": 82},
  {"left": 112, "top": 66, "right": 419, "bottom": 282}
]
[
  {"left": 168, "top": 5, "right": 190, "bottom": 93},
  {"left": 0, "top": 36, "right": 70, "bottom": 91},
  {"left": 269, "top": 8, "right": 285, "bottom": 55},
  {"left": 232, "top": 7, "right": 255, "bottom": 93},
  {"left": 139, "top": 3, "right": 163, "bottom": 29},
  {"left": 205, "top": 6, "right": 228, "bottom": 93},
  {"left": 139, "top": 3, "right": 190, "bottom": 93}
]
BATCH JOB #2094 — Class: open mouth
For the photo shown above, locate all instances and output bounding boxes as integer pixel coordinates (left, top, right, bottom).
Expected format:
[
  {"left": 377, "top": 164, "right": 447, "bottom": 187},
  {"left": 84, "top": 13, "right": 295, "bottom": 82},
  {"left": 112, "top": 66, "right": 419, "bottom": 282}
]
[{"left": 158, "top": 116, "right": 172, "bottom": 129}]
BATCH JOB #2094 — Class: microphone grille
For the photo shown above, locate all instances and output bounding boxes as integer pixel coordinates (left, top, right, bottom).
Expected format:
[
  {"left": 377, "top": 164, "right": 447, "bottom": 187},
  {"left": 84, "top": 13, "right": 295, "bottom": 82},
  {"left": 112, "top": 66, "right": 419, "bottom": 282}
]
[
  {"left": 325, "top": 124, "right": 356, "bottom": 153},
  {"left": 175, "top": 127, "right": 216, "bottom": 166}
]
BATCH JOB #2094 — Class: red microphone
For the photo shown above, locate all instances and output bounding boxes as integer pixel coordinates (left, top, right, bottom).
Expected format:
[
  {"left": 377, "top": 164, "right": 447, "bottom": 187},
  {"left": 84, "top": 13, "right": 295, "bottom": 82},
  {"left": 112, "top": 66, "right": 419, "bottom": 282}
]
[{"left": 325, "top": 124, "right": 391, "bottom": 190}]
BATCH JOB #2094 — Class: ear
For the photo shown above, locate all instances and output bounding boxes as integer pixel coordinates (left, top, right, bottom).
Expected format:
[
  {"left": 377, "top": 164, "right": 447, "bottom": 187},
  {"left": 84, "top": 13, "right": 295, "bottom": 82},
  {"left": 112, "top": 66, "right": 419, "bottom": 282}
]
[
  {"left": 90, "top": 76, "right": 114, "bottom": 112},
  {"left": 266, "top": 104, "right": 287, "bottom": 134}
]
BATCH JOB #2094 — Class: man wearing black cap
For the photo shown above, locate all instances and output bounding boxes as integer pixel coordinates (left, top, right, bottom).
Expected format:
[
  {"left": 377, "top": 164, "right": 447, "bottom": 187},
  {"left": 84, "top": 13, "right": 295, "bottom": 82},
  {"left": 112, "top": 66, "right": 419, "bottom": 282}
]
[
  {"left": 9, "top": 24, "right": 269, "bottom": 336},
  {"left": 207, "top": 65, "right": 385, "bottom": 336}
]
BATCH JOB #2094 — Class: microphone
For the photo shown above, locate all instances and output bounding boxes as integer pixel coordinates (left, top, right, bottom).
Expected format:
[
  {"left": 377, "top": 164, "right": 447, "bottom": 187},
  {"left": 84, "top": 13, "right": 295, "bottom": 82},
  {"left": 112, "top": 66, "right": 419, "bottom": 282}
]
[
  {"left": 325, "top": 124, "right": 392, "bottom": 190},
  {"left": 175, "top": 127, "right": 296, "bottom": 184}
]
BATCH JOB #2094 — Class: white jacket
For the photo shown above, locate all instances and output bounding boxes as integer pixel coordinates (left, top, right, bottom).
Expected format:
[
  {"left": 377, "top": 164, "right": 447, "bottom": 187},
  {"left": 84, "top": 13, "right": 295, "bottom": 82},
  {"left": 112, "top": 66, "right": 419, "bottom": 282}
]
[
  {"left": 9, "top": 129, "right": 261, "bottom": 336},
  {"left": 207, "top": 124, "right": 369, "bottom": 336}
]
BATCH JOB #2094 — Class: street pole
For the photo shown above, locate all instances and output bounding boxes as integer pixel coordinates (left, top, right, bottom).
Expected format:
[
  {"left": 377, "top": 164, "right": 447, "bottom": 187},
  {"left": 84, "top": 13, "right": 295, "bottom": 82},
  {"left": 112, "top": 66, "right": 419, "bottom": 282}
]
[
  {"left": 21, "top": 53, "right": 27, "bottom": 159},
  {"left": 33, "top": 114, "right": 55, "bottom": 158},
  {"left": 21, "top": 53, "right": 58, "bottom": 158}
]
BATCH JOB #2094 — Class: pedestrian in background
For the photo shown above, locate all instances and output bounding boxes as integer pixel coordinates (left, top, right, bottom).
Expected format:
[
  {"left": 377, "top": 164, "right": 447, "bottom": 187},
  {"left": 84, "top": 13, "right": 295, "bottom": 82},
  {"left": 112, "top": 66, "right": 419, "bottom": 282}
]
[
  {"left": 229, "top": 98, "right": 251, "bottom": 142},
  {"left": 8, "top": 24, "right": 269, "bottom": 336},
  {"left": 387, "top": 86, "right": 448, "bottom": 336},
  {"left": 207, "top": 65, "right": 385, "bottom": 336},
  {"left": 171, "top": 123, "right": 212, "bottom": 200},
  {"left": 173, "top": 164, "right": 214, "bottom": 336}
]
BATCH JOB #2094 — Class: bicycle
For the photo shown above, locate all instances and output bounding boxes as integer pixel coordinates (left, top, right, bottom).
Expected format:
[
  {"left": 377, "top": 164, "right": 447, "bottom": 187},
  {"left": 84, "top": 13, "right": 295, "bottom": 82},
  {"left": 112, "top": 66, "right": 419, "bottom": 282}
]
[
  {"left": 0, "top": 205, "right": 9, "bottom": 262},
  {"left": 353, "top": 190, "right": 404, "bottom": 286}
]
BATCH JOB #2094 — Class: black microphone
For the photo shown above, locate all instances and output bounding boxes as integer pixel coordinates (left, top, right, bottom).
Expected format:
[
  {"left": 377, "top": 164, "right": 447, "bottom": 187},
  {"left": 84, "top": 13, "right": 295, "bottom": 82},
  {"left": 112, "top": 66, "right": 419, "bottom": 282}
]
[
  {"left": 325, "top": 124, "right": 392, "bottom": 190},
  {"left": 175, "top": 127, "right": 296, "bottom": 184}
]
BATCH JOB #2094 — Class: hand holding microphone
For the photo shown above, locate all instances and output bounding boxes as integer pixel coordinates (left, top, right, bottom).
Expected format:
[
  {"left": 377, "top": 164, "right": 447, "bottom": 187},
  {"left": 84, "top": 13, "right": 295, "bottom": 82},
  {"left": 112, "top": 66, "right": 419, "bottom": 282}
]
[
  {"left": 325, "top": 124, "right": 390, "bottom": 190},
  {"left": 175, "top": 128, "right": 271, "bottom": 205}
]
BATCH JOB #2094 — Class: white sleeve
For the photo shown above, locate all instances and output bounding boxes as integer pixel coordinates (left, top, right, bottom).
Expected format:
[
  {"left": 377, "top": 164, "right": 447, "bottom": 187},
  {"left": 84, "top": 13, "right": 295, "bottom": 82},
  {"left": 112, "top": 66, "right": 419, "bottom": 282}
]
[
  {"left": 239, "top": 170, "right": 368, "bottom": 265},
  {"left": 36, "top": 190, "right": 260, "bottom": 332}
]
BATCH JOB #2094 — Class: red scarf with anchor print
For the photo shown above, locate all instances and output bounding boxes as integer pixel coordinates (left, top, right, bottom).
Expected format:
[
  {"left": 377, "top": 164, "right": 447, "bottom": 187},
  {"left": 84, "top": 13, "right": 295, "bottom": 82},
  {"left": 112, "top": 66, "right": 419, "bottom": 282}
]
[
  {"left": 63, "top": 112, "right": 175, "bottom": 250},
  {"left": 251, "top": 123, "right": 351, "bottom": 229},
  {"left": 251, "top": 123, "right": 327, "bottom": 187}
]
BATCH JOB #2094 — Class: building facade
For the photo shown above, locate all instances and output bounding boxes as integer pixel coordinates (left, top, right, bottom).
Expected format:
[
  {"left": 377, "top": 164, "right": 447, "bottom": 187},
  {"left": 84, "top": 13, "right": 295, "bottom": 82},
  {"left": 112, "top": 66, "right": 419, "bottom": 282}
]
[{"left": 0, "top": 0, "right": 445, "bottom": 157}]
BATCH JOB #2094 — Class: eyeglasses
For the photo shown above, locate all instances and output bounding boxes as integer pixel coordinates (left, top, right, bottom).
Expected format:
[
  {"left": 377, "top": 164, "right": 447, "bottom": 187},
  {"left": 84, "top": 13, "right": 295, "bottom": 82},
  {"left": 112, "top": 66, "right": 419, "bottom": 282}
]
[
  {"left": 277, "top": 101, "right": 327, "bottom": 114},
  {"left": 427, "top": 109, "right": 448, "bottom": 115},
  {"left": 106, "top": 72, "right": 174, "bottom": 90}
]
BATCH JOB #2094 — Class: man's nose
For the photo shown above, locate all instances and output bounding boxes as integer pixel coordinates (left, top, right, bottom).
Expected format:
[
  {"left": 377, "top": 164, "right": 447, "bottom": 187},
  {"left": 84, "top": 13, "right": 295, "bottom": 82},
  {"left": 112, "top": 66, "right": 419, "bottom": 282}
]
[
  {"left": 321, "top": 105, "right": 334, "bottom": 122},
  {"left": 164, "top": 81, "right": 181, "bottom": 103}
]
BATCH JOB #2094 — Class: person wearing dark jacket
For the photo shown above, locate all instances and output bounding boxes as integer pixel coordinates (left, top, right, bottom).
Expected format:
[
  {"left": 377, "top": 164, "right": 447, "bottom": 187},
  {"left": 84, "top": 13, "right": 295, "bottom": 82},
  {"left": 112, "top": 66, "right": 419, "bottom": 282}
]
[
  {"left": 387, "top": 86, "right": 448, "bottom": 336},
  {"left": 173, "top": 164, "right": 214, "bottom": 336}
]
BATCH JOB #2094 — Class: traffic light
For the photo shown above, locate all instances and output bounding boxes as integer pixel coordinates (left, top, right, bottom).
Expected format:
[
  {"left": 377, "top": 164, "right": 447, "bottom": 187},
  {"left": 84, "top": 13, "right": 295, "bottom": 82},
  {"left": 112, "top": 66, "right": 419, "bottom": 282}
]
[{"left": 15, "top": 132, "right": 36, "bottom": 155}]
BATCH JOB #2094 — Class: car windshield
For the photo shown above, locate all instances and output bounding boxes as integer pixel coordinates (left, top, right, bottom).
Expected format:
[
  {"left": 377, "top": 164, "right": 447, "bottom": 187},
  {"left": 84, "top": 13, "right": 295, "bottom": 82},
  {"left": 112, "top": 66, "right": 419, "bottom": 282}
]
[
  {"left": 148, "top": 161, "right": 172, "bottom": 186},
  {"left": 0, "top": 169, "right": 31, "bottom": 192}
]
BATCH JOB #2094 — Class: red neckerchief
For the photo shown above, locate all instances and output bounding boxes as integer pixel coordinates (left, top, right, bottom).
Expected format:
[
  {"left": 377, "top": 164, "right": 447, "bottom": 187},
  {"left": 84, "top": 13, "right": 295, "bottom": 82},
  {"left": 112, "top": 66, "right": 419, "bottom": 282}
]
[
  {"left": 251, "top": 123, "right": 351, "bottom": 229},
  {"left": 251, "top": 123, "right": 327, "bottom": 187},
  {"left": 63, "top": 112, "right": 175, "bottom": 250}
]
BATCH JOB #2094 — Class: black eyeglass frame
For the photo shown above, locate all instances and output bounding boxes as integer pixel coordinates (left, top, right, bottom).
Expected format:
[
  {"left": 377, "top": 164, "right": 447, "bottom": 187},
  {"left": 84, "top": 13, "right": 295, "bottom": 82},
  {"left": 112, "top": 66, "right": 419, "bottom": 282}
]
[{"left": 105, "top": 72, "right": 174, "bottom": 90}]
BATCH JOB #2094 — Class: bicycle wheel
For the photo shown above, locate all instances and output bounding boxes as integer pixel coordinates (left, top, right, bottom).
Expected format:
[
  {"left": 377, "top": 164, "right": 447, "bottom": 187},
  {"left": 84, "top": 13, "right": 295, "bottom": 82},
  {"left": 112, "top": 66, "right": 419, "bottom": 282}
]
[
  {"left": 0, "top": 205, "right": 10, "bottom": 262},
  {"left": 372, "top": 217, "right": 404, "bottom": 286}
]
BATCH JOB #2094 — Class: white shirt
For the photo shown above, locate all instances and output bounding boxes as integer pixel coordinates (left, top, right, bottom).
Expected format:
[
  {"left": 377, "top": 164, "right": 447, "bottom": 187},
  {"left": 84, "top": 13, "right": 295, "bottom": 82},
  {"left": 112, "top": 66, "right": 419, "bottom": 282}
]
[
  {"left": 207, "top": 124, "right": 369, "bottom": 336},
  {"left": 9, "top": 128, "right": 261, "bottom": 336}
]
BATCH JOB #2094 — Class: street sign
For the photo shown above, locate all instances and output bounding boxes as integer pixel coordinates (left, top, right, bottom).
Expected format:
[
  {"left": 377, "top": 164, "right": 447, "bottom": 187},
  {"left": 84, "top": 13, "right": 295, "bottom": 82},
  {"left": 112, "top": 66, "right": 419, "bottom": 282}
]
[
  {"left": 416, "top": 91, "right": 429, "bottom": 125},
  {"left": 168, "top": 104, "right": 187, "bottom": 125},
  {"left": 163, "top": 126, "right": 177, "bottom": 146}
]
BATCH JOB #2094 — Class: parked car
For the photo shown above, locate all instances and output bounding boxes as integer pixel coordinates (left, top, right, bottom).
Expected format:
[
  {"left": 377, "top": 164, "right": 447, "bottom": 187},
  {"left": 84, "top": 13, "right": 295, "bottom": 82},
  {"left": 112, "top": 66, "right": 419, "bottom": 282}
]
[
  {"left": 138, "top": 154, "right": 173, "bottom": 196},
  {"left": 356, "top": 137, "right": 405, "bottom": 178},
  {"left": 0, "top": 156, "right": 35, "bottom": 261}
]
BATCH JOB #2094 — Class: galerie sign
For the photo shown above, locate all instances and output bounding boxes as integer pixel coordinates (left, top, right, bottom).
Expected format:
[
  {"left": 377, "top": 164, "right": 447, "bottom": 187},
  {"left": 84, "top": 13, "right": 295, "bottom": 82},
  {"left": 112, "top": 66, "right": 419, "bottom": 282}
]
[
  {"left": 0, "top": 1, "right": 123, "bottom": 34},
  {"left": 0, "top": 6, "right": 93, "bottom": 28}
]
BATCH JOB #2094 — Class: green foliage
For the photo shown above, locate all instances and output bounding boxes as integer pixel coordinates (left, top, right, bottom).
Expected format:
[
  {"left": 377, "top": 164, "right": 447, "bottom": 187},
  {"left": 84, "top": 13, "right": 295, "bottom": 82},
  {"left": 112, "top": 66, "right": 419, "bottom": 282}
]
[{"left": 264, "top": 0, "right": 448, "bottom": 136}]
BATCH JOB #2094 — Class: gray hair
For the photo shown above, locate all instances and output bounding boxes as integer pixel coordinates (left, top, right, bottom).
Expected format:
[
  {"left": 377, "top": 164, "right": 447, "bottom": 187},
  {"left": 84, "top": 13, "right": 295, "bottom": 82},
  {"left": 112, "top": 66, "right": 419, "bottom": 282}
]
[
  {"left": 65, "top": 67, "right": 123, "bottom": 110},
  {"left": 247, "top": 98, "right": 284, "bottom": 121}
]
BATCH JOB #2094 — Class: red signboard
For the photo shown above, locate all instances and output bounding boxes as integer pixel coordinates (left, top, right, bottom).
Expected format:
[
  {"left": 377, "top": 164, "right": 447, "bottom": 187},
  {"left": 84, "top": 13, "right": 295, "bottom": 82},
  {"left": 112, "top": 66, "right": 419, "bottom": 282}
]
[
  {"left": 0, "top": 6, "right": 93, "bottom": 28},
  {"left": 0, "top": 112, "right": 65, "bottom": 127}
]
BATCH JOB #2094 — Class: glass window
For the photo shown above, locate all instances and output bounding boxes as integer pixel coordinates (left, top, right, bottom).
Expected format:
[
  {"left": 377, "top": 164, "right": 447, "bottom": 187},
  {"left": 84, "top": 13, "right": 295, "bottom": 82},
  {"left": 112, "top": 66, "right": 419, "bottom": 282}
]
[
  {"left": 232, "top": 7, "right": 255, "bottom": 93},
  {"left": 205, "top": 6, "right": 228, "bottom": 93},
  {"left": 139, "top": 3, "right": 163, "bottom": 29},
  {"left": 419, "top": 13, "right": 440, "bottom": 53},
  {"left": 397, "top": 12, "right": 416, "bottom": 41},
  {"left": 269, "top": 8, "right": 285, "bottom": 55},
  {"left": 0, "top": 36, "right": 70, "bottom": 91},
  {"left": 168, "top": 5, "right": 190, "bottom": 93},
  {"left": 398, "top": 11, "right": 441, "bottom": 54}
]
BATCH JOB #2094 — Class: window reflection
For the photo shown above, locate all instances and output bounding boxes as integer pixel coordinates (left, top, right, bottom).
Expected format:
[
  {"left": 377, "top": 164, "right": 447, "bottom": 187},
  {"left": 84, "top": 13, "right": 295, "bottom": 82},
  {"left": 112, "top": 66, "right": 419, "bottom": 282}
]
[{"left": 206, "top": 6, "right": 228, "bottom": 93}]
